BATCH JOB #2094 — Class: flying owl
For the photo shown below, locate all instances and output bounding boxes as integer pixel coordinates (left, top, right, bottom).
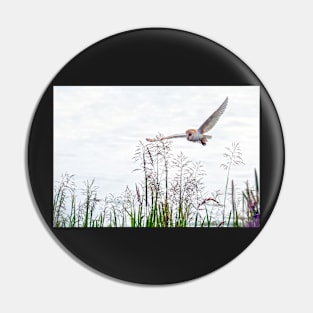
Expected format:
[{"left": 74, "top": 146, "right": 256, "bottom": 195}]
[{"left": 146, "top": 97, "right": 228, "bottom": 146}]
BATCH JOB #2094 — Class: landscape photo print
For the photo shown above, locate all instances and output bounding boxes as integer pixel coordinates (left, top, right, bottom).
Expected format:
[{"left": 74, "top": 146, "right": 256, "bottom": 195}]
[{"left": 53, "top": 86, "right": 260, "bottom": 228}]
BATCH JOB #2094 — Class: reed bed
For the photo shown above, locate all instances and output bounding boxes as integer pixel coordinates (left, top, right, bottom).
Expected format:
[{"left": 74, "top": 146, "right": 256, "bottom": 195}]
[{"left": 53, "top": 139, "right": 260, "bottom": 227}]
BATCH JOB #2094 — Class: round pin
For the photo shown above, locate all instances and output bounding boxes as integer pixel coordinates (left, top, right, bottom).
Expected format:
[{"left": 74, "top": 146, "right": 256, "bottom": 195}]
[{"left": 27, "top": 28, "right": 284, "bottom": 284}]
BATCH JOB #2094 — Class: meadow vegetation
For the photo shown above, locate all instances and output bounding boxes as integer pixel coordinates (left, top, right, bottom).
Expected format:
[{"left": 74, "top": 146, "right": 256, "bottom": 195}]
[{"left": 53, "top": 139, "right": 260, "bottom": 227}]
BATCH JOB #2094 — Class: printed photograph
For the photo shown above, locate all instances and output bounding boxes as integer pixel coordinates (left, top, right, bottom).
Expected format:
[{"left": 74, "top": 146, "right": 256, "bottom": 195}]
[{"left": 53, "top": 86, "right": 260, "bottom": 227}]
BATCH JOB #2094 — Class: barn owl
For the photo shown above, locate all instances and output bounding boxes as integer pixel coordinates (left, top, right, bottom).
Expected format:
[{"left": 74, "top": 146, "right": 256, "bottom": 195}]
[{"left": 146, "top": 97, "right": 228, "bottom": 146}]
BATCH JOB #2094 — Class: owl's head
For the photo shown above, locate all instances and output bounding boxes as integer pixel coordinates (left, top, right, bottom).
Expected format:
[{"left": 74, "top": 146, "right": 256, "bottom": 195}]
[{"left": 185, "top": 129, "right": 197, "bottom": 141}]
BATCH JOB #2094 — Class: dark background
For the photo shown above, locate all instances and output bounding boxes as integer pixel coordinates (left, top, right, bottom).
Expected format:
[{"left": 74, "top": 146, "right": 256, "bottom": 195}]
[{"left": 28, "top": 29, "right": 284, "bottom": 284}]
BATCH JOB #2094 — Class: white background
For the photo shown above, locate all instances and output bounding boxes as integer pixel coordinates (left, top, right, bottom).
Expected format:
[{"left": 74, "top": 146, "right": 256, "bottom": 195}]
[
  {"left": 1, "top": 1, "right": 312, "bottom": 312},
  {"left": 54, "top": 86, "right": 259, "bottom": 204}
]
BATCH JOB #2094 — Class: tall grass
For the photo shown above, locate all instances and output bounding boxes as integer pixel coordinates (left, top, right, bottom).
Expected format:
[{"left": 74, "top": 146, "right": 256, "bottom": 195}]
[
  {"left": 53, "top": 140, "right": 260, "bottom": 228},
  {"left": 220, "top": 142, "right": 245, "bottom": 223}
]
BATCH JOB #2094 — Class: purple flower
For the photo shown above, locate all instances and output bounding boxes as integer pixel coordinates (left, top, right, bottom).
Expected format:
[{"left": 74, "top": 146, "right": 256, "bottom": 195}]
[{"left": 246, "top": 213, "right": 260, "bottom": 228}]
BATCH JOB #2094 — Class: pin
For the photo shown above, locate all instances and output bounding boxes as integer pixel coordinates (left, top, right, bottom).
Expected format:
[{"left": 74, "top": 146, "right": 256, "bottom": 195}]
[{"left": 27, "top": 28, "right": 284, "bottom": 284}]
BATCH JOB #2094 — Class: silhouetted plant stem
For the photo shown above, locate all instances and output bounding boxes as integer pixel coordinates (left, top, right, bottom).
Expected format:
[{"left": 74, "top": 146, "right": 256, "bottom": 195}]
[{"left": 221, "top": 142, "right": 244, "bottom": 224}]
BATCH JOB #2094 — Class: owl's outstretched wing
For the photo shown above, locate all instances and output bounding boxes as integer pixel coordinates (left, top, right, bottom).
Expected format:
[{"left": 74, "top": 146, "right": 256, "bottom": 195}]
[
  {"left": 198, "top": 97, "right": 228, "bottom": 134},
  {"left": 146, "top": 134, "right": 185, "bottom": 142}
]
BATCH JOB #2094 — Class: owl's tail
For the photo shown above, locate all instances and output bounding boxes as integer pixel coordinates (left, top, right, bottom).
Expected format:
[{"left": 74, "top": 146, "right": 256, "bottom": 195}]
[{"left": 201, "top": 135, "right": 212, "bottom": 146}]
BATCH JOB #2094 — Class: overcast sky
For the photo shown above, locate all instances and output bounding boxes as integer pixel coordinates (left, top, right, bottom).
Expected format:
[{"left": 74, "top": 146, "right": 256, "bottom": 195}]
[{"left": 54, "top": 86, "right": 259, "bottom": 201}]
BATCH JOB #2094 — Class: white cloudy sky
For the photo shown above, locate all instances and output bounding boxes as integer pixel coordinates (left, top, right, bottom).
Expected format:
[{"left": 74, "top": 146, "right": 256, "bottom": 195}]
[{"left": 54, "top": 86, "right": 259, "bottom": 200}]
